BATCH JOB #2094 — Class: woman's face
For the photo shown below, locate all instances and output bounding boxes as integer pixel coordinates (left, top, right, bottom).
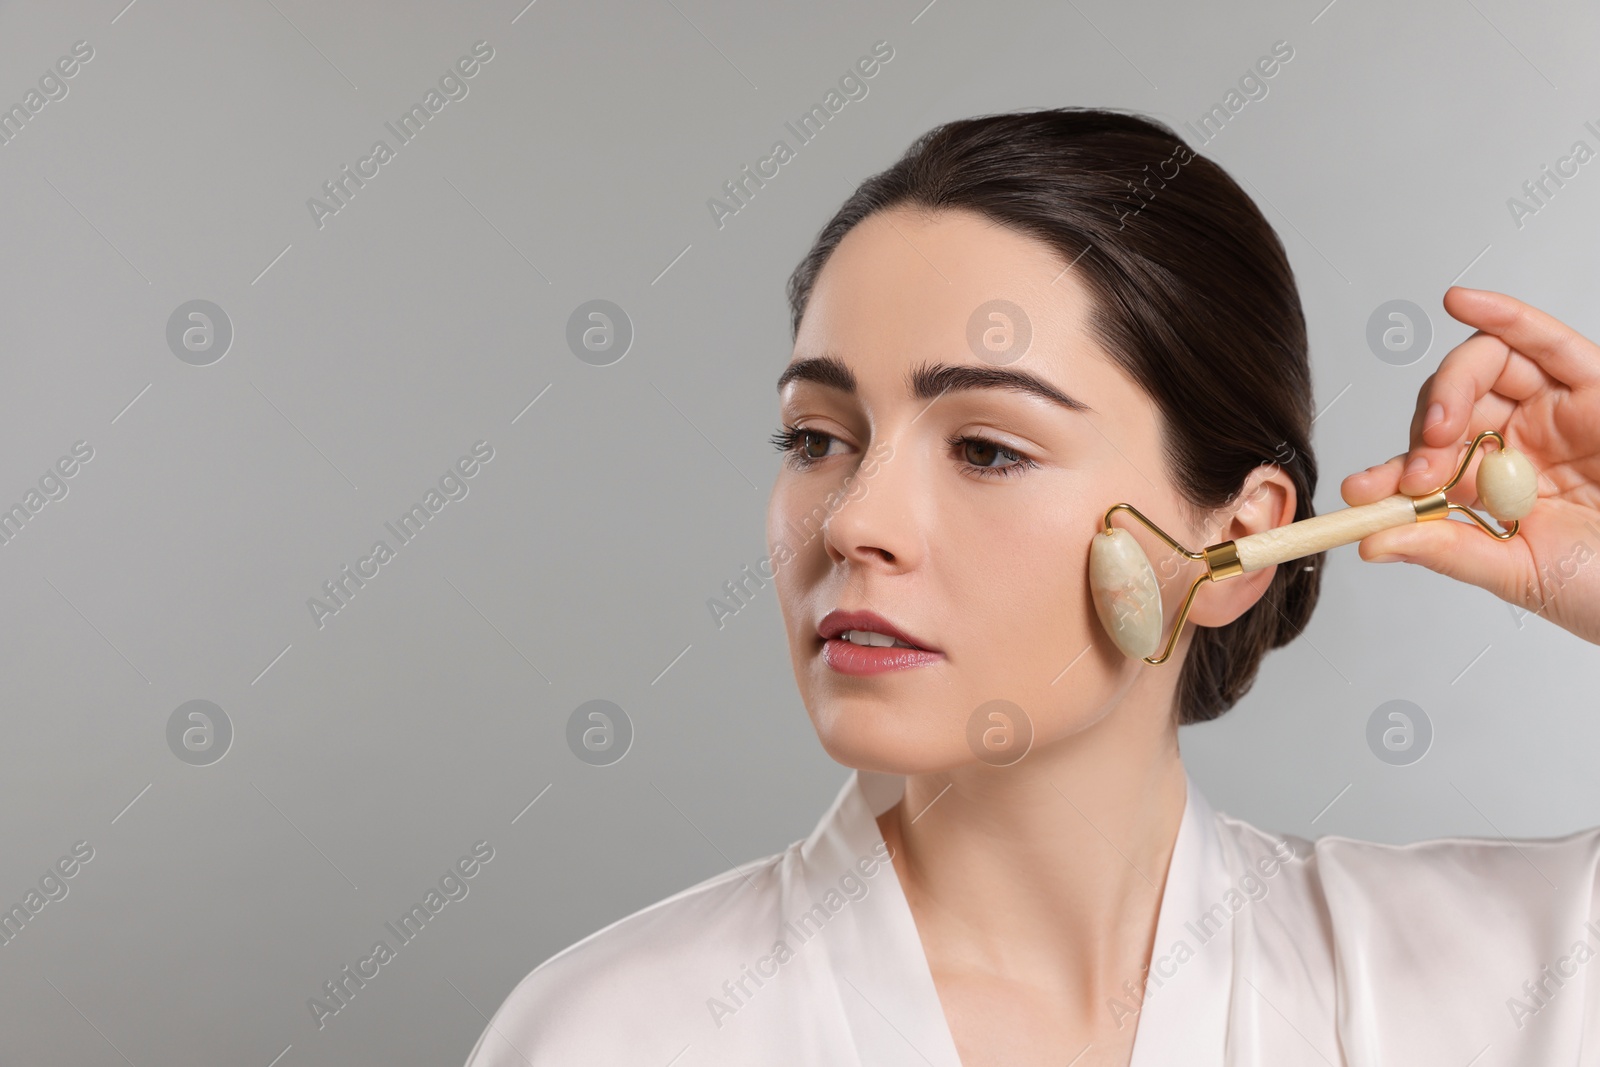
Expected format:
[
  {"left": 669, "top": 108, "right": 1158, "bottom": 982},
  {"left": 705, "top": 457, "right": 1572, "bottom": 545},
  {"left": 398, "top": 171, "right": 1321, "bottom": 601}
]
[{"left": 767, "top": 206, "right": 1222, "bottom": 775}]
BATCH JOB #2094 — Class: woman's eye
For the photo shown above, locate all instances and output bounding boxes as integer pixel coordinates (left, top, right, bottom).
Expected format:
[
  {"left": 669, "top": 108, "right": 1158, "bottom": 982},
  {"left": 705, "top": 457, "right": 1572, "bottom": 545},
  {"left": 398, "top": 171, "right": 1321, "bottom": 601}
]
[
  {"left": 798, "top": 430, "right": 835, "bottom": 460},
  {"left": 771, "top": 425, "right": 1036, "bottom": 480},
  {"left": 951, "top": 434, "right": 1037, "bottom": 479},
  {"left": 770, "top": 424, "right": 847, "bottom": 467}
]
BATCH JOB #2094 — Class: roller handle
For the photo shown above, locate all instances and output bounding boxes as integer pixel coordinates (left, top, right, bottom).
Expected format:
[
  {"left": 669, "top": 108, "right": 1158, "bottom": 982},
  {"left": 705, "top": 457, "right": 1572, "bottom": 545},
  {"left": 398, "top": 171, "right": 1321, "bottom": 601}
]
[
  {"left": 1233, "top": 494, "right": 1416, "bottom": 572},
  {"left": 1230, "top": 443, "right": 1536, "bottom": 572}
]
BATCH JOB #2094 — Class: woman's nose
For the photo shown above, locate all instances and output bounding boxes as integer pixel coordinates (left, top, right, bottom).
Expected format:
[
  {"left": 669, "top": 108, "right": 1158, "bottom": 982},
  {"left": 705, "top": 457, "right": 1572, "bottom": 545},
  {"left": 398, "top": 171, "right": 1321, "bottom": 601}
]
[{"left": 820, "top": 441, "right": 924, "bottom": 569}]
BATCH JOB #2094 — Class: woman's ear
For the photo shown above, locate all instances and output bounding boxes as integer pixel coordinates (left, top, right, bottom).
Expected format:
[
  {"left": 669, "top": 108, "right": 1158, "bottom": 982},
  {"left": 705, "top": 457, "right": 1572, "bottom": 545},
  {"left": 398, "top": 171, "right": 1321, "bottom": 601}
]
[{"left": 1184, "top": 464, "right": 1298, "bottom": 628}]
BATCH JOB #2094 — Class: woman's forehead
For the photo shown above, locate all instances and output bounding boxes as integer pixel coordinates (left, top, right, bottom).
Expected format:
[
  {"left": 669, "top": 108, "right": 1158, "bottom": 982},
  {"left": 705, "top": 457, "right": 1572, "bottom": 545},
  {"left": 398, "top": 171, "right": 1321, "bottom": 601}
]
[
  {"left": 791, "top": 265, "right": 1128, "bottom": 413},
  {"left": 800, "top": 208, "right": 1101, "bottom": 358}
]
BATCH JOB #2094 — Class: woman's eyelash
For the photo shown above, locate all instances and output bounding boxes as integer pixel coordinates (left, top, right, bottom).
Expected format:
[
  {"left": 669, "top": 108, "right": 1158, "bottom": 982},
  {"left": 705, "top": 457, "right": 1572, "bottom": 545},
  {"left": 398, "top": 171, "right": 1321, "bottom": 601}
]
[
  {"left": 769, "top": 424, "right": 1037, "bottom": 479},
  {"left": 769, "top": 424, "right": 843, "bottom": 470},
  {"left": 767, "top": 424, "right": 810, "bottom": 455},
  {"left": 945, "top": 432, "right": 1037, "bottom": 478}
]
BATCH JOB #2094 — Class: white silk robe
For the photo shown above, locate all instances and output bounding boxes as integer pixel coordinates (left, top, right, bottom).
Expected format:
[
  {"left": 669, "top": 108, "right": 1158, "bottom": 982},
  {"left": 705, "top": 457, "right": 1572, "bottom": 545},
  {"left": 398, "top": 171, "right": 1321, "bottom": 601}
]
[{"left": 460, "top": 769, "right": 1600, "bottom": 1065}]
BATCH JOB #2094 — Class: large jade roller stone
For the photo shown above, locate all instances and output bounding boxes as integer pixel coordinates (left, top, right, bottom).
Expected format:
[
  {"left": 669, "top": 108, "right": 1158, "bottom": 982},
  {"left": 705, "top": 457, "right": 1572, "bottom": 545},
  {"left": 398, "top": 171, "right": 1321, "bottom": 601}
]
[{"left": 1089, "top": 527, "right": 1162, "bottom": 661}]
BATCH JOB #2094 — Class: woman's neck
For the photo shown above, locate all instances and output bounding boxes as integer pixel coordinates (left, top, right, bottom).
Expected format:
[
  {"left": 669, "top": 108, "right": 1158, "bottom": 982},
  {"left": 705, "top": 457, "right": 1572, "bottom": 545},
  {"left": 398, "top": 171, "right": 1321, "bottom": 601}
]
[{"left": 875, "top": 699, "right": 1188, "bottom": 1021}]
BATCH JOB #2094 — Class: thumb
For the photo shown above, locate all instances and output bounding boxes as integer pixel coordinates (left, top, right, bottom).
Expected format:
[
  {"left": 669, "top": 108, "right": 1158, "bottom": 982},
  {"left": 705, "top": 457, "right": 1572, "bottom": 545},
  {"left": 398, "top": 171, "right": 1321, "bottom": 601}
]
[{"left": 1358, "top": 516, "right": 1531, "bottom": 606}]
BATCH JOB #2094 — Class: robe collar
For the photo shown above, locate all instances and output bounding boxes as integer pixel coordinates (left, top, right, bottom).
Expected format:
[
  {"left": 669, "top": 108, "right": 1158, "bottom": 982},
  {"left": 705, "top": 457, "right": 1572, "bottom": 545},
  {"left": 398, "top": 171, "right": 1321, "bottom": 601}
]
[{"left": 796, "top": 767, "right": 1233, "bottom": 1065}]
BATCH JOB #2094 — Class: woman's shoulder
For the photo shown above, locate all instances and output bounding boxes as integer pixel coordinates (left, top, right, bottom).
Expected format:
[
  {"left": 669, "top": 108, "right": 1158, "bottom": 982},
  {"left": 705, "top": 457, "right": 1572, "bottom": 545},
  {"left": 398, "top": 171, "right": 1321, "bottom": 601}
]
[
  {"left": 1212, "top": 805, "right": 1600, "bottom": 900},
  {"left": 460, "top": 841, "right": 801, "bottom": 1066},
  {"left": 1208, "top": 809, "right": 1600, "bottom": 1052},
  {"left": 1204, "top": 807, "right": 1600, "bottom": 976},
  {"left": 1214, "top": 807, "right": 1600, "bottom": 879}
]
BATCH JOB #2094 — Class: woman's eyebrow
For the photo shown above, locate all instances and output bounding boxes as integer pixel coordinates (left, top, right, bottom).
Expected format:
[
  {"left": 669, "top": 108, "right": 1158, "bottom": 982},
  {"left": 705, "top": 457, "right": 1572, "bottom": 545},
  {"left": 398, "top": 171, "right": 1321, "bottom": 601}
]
[{"left": 775, "top": 353, "right": 1095, "bottom": 414}]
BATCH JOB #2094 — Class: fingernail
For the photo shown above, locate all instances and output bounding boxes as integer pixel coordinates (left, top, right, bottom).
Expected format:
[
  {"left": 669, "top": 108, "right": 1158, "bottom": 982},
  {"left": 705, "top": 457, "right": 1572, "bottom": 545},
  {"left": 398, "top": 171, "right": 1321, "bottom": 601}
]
[
  {"left": 1423, "top": 402, "right": 1444, "bottom": 432},
  {"left": 1369, "top": 553, "right": 1408, "bottom": 564},
  {"left": 1404, "top": 455, "right": 1428, "bottom": 478}
]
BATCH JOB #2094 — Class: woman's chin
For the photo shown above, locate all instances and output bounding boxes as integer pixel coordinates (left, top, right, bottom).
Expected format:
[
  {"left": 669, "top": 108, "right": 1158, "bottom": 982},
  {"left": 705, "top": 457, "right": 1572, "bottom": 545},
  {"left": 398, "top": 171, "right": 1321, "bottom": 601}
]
[
  {"left": 809, "top": 713, "right": 966, "bottom": 776},
  {"left": 807, "top": 696, "right": 1126, "bottom": 777}
]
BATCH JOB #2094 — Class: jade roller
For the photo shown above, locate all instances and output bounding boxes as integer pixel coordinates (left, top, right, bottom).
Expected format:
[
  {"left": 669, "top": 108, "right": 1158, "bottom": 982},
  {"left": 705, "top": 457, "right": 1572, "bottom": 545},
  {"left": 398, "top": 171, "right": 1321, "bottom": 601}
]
[{"left": 1089, "top": 429, "right": 1539, "bottom": 664}]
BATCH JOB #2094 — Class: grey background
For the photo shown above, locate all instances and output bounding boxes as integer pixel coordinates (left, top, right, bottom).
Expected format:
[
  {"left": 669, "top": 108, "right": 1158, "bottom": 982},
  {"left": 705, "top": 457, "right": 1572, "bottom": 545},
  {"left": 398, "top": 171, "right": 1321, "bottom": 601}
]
[{"left": 0, "top": 0, "right": 1596, "bottom": 1063}]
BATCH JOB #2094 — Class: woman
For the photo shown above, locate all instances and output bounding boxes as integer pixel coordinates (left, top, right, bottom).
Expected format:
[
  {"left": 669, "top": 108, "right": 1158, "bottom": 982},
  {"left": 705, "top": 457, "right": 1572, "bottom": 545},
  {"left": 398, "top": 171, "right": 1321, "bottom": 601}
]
[{"left": 461, "top": 108, "right": 1600, "bottom": 1065}]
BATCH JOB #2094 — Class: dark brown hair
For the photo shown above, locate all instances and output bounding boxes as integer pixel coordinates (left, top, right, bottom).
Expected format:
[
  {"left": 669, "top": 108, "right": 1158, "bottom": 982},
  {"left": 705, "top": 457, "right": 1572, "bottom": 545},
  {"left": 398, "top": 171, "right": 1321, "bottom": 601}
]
[{"left": 785, "top": 106, "right": 1322, "bottom": 725}]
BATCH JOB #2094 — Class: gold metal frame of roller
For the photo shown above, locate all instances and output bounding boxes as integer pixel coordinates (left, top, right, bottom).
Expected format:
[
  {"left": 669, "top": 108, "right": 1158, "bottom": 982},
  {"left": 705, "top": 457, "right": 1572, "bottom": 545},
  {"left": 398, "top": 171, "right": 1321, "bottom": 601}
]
[{"left": 1100, "top": 429, "right": 1522, "bottom": 666}]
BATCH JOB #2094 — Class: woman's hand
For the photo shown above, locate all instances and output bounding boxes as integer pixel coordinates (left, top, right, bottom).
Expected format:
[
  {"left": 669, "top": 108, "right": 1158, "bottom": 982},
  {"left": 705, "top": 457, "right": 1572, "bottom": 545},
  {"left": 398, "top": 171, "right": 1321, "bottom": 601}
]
[{"left": 1340, "top": 286, "right": 1600, "bottom": 647}]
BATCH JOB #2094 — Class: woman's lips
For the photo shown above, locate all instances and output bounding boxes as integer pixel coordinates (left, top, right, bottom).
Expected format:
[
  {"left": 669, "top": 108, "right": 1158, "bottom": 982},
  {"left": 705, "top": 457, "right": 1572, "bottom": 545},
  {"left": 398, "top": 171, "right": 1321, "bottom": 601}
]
[
  {"left": 816, "top": 609, "right": 937, "bottom": 651},
  {"left": 820, "top": 636, "right": 945, "bottom": 675}
]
